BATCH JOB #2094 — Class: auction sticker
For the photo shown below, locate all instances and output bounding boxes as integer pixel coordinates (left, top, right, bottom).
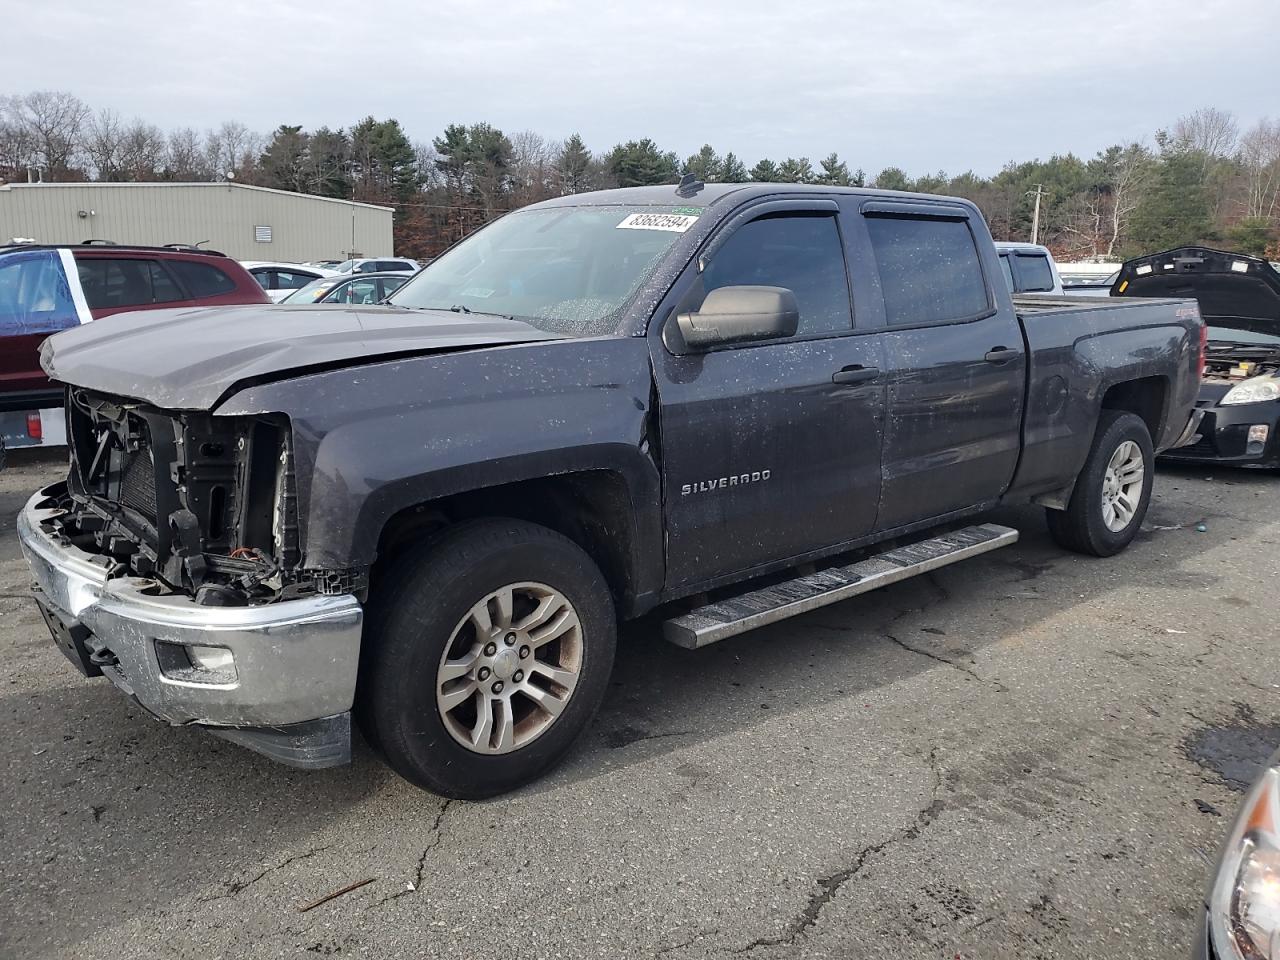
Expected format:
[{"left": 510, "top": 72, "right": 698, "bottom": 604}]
[{"left": 616, "top": 212, "right": 699, "bottom": 232}]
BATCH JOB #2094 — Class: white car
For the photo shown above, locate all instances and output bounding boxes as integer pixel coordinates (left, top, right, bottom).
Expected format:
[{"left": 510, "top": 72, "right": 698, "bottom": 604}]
[
  {"left": 241, "top": 261, "right": 339, "bottom": 303},
  {"left": 994, "top": 242, "right": 1064, "bottom": 296},
  {"left": 332, "top": 257, "right": 420, "bottom": 275}
]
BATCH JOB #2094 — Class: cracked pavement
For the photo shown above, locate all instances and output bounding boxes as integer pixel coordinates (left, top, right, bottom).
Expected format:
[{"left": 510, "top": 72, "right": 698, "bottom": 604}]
[{"left": 3, "top": 451, "right": 1278, "bottom": 959}]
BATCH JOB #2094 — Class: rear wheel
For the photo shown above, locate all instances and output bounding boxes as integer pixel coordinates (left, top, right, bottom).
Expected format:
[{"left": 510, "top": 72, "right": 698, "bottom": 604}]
[
  {"left": 1046, "top": 410, "right": 1154, "bottom": 557},
  {"left": 359, "top": 518, "right": 616, "bottom": 798}
]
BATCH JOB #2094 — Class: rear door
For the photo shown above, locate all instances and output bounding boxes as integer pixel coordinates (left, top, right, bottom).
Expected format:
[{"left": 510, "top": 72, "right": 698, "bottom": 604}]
[
  {"left": 652, "top": 200, "right": 886, "bottom": 590},
  {"left": 862, "top": 202, "right": 1025, "bottom": 530}
]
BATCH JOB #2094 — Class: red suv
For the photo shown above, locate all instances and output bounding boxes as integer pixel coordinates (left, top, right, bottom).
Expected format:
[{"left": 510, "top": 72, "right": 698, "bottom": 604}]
[{"left": 0, "top": 244, "right": 268, "bottom": 463}]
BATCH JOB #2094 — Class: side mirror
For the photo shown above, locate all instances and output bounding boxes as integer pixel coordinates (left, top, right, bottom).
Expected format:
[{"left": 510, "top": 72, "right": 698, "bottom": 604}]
[{"left": 675, "top": 285, "right": 800, "bottom": 350}]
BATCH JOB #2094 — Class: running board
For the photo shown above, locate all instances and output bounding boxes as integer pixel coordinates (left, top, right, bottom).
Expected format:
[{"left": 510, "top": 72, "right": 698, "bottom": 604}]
[{"left": 662, "top": 523, "right": 1019, "bottom": 649}]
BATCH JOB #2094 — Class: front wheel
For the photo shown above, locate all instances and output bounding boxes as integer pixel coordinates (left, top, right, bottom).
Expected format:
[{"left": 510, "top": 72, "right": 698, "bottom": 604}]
[
  {"left": 1046, "top": 410, "right": 1154, "bottom": 557},
  {"left": 359, "top": 519, "right": 616, "bottom": 798}
]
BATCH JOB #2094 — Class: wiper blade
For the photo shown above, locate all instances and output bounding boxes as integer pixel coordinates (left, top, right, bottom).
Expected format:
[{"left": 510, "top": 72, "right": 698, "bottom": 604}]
[{"left": 404, "top": 304, "right": 517, "bottom": 321}]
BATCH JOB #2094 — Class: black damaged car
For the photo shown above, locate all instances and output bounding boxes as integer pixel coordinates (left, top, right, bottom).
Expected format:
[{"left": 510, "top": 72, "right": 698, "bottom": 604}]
[{"left": 1115, "top": 247, "right": 1280, "bottom": 468}]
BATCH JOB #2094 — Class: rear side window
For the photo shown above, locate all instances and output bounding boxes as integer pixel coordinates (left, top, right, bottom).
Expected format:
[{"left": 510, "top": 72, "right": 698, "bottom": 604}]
[
  {"left": 273, "top": 270, "right": 316, "bottom": 290},
  {"left": 865, "top": 216, "right": 989, "bottom": 326},
  {"left": 77, "top": 258, "right": 184, "bottom": 309},
  {"left": 0, "top": 249, "right": 80, "bottom": 335},
  {"left": 1015, "top": 254, "right": 1055, "bottom": 293},
  {"left": 379, "top": 276, "right": 408, "bottom": 299},
  {"left": 376, "top": 260, "right": 411, "bottom": 271},
  {"left": 329, "top": 278, "right": 381, "bottom": 304},
  {"left": 702, "top": 214, "right": 852, "bottom": 336},
  {"left": 167, "top": 260, "right": 238, "bottom": 297}
]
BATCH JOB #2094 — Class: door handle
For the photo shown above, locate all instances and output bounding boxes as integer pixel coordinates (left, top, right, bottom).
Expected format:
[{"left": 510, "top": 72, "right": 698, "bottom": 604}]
[
  {"left": 832, "top": 365, "right": 880, "bottom": 384},
  {"left": 984, "top": 347, "right": 1018, "bottom": 364}
]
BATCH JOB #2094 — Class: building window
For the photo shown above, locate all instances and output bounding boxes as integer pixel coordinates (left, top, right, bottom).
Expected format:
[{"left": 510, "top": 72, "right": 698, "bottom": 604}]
[{"left": 254, "top": 225, "right": 272, "bottom": 243}]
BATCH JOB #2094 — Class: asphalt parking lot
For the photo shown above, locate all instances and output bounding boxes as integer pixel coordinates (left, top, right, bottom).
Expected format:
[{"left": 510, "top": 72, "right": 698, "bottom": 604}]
[{"left": 3, "top": 450, "right": 1277, "bottom": 960}]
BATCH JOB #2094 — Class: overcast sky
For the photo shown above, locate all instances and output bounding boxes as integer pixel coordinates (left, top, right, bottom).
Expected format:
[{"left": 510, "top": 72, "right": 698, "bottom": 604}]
[{"left": 6, "top": 0, "right": 1274, "bottom": 176}]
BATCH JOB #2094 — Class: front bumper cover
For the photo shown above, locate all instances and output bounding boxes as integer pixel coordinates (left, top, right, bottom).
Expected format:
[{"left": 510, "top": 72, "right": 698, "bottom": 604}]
[
  {"left": 1160, "top": 402, "right": 1280, "bottom": 468},
  {"left": 17, "top": 484, "right": 364, "bottom": 767}
]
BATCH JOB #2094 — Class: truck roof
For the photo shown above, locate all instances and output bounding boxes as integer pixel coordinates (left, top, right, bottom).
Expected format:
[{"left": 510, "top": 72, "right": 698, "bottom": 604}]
[
  {"left": 995, "top": 241, "right": 1054, "bottom": 255},
  {"left": 531, "top": 182, "right": 977, "bottom": 211}
]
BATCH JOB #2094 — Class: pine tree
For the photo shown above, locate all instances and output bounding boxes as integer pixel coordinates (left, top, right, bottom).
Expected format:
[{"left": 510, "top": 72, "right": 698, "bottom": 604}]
[
  {"left": 748, "top": 159, "right": 779, "bottom": 182},
  {"left": 817, "top": 152, "right": 851, "bottom": 186},
  {"left": 683, "top": 144, "right": 721, "bottom": 182},
  {"left": 777, "top": 157, "right": 814, "bottom": 184},
  {"left": 556, "top": 133, "right": 592, "bottom": 194},
  {"left": 873, "top": 167, "right": 910, "bottom": 191},
  {"left": 1126, "top": 151, "right": 1213, "bottom": 254},
  {"left": 603, "top": 139, "right": 678, "bottom": 186},
  {"left": 720, "top": 152, "right": 747, "bottom": 182}
]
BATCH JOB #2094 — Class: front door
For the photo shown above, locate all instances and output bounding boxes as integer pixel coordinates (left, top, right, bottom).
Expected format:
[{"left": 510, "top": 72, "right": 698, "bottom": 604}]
[{"left": 652, "top": 206, "right": 886, "bottom": 591}]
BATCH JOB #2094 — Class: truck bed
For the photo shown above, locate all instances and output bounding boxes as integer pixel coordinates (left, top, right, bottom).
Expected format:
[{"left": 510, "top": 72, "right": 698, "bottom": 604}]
[{"left": 1007, "top": 293, "right": 1201, "bottom": 505}]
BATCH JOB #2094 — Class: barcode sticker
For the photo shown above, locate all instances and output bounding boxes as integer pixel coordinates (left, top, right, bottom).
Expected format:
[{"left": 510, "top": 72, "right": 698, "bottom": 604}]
[{"left": 616, "top": 213, "right": 699, "bottom": 232}]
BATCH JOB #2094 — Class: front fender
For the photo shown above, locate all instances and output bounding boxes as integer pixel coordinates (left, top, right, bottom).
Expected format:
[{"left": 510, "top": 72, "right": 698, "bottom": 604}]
[{"left": 218, "top": 336, "right": 660, "bottom": 573}]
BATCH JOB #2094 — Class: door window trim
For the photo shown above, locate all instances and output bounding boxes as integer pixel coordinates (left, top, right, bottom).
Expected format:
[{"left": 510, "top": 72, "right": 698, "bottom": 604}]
[
  {"left": 861, "top": 204, "right": 997, "bottom": 329},
  {"left": 664, "top": 202, "right": 859, "bottom": 355}
]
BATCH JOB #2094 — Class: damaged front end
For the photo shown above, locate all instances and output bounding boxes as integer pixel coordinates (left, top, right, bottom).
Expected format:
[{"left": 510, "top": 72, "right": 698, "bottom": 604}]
[
  {"left": 17, "top": 389, "right": 363, "bottom": 768},
  {"left": 58, "top": 388, "right": 309, "bottom": 605}
]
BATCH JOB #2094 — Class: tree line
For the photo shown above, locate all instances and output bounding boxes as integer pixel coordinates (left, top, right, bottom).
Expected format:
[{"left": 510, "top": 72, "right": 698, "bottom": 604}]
[{"left": 2, "top": 92, "right": 1277, "bottom": 262}]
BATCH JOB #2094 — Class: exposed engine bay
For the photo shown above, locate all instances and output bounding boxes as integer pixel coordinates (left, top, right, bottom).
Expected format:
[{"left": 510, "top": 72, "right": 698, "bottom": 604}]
[
  {"left": 1202, "top": 343, "right": 1280, "bottom": 384},
  {"left": 41, "top": 388, "right": 349, "bottom": 606}
]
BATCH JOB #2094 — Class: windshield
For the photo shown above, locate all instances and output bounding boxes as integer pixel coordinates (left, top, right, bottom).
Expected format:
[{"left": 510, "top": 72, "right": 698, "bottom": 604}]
[
  {"left": 282, "top": 277, "right": 340, "bottom": 304},
  {"left": 388, "top": 205, "right": 699, "bottom": 336}
]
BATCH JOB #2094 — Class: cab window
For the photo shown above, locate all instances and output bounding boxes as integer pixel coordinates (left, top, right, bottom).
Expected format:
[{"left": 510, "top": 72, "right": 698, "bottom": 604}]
[{"left": 701, "top": 214, "right": 852, "bottom": 336}]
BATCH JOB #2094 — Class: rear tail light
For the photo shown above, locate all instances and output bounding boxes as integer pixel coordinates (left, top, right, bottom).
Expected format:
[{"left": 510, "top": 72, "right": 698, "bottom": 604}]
[
  {"left": 1198, "top": 322, "right": 1208, "bottom": 380},
  {"left": 25, "top": 412, "right": 42, "bottom": 440}
]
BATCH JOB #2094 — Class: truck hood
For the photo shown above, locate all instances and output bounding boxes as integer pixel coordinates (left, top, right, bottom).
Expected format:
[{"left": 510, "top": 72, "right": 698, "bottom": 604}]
[
  {"left": 40, "top": 303, "right": 562, "bottom": 410},
  {"left": 1114, "top": 247, "right": 1280, "bottom": 335}
]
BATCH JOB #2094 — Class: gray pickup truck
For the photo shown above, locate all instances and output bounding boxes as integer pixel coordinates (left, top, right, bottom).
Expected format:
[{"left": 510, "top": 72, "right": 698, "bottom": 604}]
[{"left": 19, "top": 183, "right": 1203, "bottom": 797}]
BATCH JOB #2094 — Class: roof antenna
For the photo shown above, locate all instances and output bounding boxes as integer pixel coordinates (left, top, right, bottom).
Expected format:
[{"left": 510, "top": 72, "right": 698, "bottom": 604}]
[{"left": 675, "top": 172, "right": 704, "bottom": 198}]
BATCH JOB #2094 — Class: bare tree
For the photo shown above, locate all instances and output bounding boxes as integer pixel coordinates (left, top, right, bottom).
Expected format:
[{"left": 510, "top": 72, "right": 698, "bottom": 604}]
[
  {"left": 205, "top": 120, "right": 261, "bottom": 180},
  {"left": 118, "top": 120, "right": 166, "bottom": 180},
  {"left": 1172, "top": 107, "right": 1239, "bottom": 158},
  {"left": 0, "top": 95, "right": 38, "bottom": 180},
  {"left": 411, "top": 141, "right": 441, "bottom": 191},
  {"left": 165, "top": 127, "right": 211, "bottom": 180},
  {"left": 509, "top": 129, "right": 557, "bottom": 206},
  {"left": 1103, "top": 144, "right": 1152, "bottom": 257},
  {"left": 84, "top": 108, "right": 125, "bottom": 181},
  {"left": 1239, "top": 117, "right": 1280, "bottom": 221},
  {"left": 1061, "top": 191, "right": 1107, "bottom": 258},
  {"left": 7, "top": 91, "right": 90, "bottom": 179}
]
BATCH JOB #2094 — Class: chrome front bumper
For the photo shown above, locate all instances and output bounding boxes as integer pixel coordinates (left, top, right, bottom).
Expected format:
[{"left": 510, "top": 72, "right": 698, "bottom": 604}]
[{"left": 17, "top": 486, "right": 364, "bottom": 765}]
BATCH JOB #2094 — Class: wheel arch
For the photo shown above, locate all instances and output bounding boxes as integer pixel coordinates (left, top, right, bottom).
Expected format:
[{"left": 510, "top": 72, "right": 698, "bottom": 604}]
[
  {"left": 1099, "top": 375, "right": 1169, "bottom": 445},
  {"left": 370, "top": 467, "right": 663, "bottom": 618}
]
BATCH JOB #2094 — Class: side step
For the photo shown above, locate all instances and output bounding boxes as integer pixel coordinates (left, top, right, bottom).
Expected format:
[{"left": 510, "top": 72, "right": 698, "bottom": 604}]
[{"left": 662, "top": 523, "right": 1018, "bottom": 649}]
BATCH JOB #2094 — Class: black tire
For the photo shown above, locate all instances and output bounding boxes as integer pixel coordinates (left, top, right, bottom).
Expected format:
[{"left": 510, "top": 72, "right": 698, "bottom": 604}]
[
  {"left": 358, "top": 518, "right": 616, "bottom": 799},
  {"left": 1045, "top": 410, "right": 1154, "bottom": 557}
]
